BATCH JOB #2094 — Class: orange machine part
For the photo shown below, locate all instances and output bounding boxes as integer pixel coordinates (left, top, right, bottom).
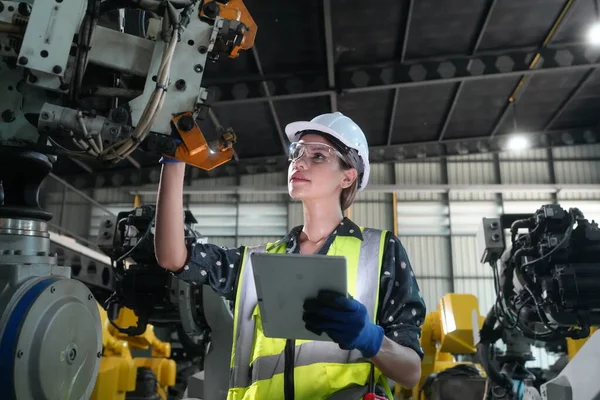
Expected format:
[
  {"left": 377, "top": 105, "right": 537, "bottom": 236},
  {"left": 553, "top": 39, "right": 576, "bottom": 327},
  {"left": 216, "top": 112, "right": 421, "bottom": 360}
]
[
  {"left": 199, "top": 0, "right": 257, "bottom": 58},
  {"left": 170, "top": 113, "right": 234, "bottom": 170}
]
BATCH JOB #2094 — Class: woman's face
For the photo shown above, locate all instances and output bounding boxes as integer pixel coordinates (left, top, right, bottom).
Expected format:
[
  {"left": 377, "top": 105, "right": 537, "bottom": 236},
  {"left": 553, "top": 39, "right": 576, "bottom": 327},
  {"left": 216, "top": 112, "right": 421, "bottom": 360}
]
[{"left": 287, "top": 133, "right": 356, "bottom": 202}]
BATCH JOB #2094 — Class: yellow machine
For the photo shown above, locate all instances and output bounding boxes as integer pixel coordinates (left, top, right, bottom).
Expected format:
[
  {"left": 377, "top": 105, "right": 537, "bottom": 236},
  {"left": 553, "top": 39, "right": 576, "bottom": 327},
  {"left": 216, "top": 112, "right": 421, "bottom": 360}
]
[
  {"left": 566, "top": 326, "right": 598, "bottom": 360},
  {"left": 396, "top": 293, "right": 486, "bottom": 400},
  {"left": 91, "top": 304, "right": 177, "bottom": 400}
]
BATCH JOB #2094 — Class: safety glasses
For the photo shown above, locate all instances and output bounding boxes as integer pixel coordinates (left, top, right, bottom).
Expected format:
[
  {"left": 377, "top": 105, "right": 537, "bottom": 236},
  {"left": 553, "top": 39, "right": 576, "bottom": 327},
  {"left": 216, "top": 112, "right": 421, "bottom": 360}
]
[{"left": 288, "top": 142, "right": 345, "bottom": 164}]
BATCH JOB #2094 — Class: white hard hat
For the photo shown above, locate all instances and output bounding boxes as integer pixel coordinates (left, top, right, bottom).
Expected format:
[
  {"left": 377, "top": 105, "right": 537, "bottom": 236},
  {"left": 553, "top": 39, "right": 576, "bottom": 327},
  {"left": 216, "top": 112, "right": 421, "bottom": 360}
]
[{"left": 284, "top": 112, "right": 370, "bottom": 191}]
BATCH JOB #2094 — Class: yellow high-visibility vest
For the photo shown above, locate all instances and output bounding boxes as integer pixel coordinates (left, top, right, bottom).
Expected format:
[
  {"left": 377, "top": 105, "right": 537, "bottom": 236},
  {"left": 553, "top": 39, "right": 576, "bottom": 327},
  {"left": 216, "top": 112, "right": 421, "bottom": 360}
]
[{"left": 226, "top": 227, "right": 393, "bottom": 400}]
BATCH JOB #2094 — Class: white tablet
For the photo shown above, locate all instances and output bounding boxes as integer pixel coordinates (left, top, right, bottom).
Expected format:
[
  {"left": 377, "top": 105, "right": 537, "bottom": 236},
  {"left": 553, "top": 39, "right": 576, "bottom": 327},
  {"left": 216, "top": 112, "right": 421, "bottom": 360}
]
[{"left": 250, "top": 252, "right": 348, "bottom": 342}]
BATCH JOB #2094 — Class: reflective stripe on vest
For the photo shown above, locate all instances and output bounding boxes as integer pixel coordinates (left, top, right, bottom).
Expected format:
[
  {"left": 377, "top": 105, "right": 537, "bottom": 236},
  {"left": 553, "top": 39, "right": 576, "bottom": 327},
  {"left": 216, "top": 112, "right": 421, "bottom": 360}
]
[{"left": 229, "top": 227, "right": 385, "bottom": 391}]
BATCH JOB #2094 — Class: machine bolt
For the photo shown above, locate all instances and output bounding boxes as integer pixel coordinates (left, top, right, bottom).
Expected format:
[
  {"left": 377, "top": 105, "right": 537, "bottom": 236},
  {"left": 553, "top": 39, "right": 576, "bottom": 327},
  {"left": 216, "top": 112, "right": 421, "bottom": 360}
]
[
  {"left": 104, "top": 220, "right": 112, "bottom": 227},
  {"left": 18, "top": 2, "right": 31, "bottom": 16},
  {"left": 178, "top": 115, "right": 195, "bottom": 132},
  {"left": 41, "top": 112, "right": 49, "bottom": 120},
  {"left": 491, "top": 233, "right": 500, "bottom": 242},
  {"left": 29, "top": 74, "right": 37, "bottom": 83},
  {"left": 0, "top": 3, "right": 4, "bottom": 13},
  {"left": 194, "top": 64, "right": 203, "bottom": 73},
  {"left": 50, "top": 286, "right": 55, "bottom": 293},
  {"left": 203, "top": 1, "right": 219, "bottom": 18},
  {"left": 175, "top": 79, "right": 187, "bottom": 91},
  {"left": 67, "top": 348, "right": 76, "bottom": 361},
  {"left": 2, "top": 109, "right": 15, "bottom": 122},
  {"left": 490, "top": 221, "right": 499, "bottom": 229},
  {"left": 18, "top": 56, "right": 27, "bottom": 65},
  {"left": 52, "top": 65, "right": 62, "bottom": 74},
  {"left": 37, "top": 251, "right": 45, "bottom": 256},
  {"left": 17, "top": 350, "right": 23, "bottom": 358},
  {"left": 97, "top": 351, "right": 102, "bottom": 358},
  {"left": 88, "top": 294, "right": 93, "bottom": 300},
  {"left": 59, "top": 83, "right": 69, "bottom": 91},
  {"left": 198, "top": 46, "right": 207, "bottom": 54}
]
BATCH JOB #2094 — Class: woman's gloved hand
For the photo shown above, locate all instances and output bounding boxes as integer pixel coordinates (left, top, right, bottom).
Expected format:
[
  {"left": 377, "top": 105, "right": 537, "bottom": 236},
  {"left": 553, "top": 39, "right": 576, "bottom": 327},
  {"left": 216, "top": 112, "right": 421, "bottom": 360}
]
[{"left": 302, "top": 290, "right": 384, "bottom": 358}]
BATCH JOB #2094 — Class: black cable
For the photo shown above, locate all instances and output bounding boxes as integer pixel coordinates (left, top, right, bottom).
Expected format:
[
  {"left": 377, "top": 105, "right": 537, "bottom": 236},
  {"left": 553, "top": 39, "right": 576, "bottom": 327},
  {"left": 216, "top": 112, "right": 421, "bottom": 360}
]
[{"left": 284, "top": 339, "right": 295, "bottom": 400}]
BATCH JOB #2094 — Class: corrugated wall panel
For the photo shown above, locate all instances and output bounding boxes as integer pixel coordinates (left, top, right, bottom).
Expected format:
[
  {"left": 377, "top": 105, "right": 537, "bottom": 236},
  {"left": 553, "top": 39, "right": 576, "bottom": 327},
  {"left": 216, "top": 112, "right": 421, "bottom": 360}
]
[
  {"left": 357, "top": 164, "right": 394, "bottom": 202},
  {"left": 93, "top": 188, "right": 134, "bottom": 203},
  {"left": 499, "top": 148, "right": 548, "bottom": 160},
  {"left": 450, "top": 201, "right": 501, "bottom": 235},
  {"left": 351, "top": 200, "right": 393, "bottom": 232},
  {"left": 188, "top": 176, "right": 238, "bottom": 203},
  {"left": 554, "top": 161, "right": 600, "bottom": 183},
  {"left": 397, "top": 202, "right": 449, "bottom": 235},
  {"left": 448, "top": 161, "right": 496, "bottom": 185},
  {"left": 558, "top": 190, "right": 600, "bottom": 200},
  {"left": 451, "top": 236, "right": 488, "bottom": 278},
  {"left": 288, "top": 201, "right": 302, "bottom": 230},
  {"left": 395, "top": 162, "right": 443, "bottom": 201},
  {"left": 237, "top": 203, "right": 288, "bottom": 236},
  {"left": 189, "top": 203, "right": 238, "bottom": 236},
  {"left": 239, "top": 172, "right": 287, "bottom": 203},
  {"left": 552, "top": 144, "right": 600, "bottom": 158},
  {"left": 500, "top": 161, "right": 550, "bottom": 184},
  {"left": 418, "top": 278, "right": 452, "bottom": 314},
  {"left": 401, "top": 236, "right": 451, "bottom": 278}
]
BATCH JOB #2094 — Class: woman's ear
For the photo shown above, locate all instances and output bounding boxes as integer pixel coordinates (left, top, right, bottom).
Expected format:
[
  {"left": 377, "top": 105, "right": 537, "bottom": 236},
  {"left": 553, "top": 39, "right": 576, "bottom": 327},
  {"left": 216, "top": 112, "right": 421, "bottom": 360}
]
[{"left": 341, "top": 168, "right": 358, "bottom": 188}]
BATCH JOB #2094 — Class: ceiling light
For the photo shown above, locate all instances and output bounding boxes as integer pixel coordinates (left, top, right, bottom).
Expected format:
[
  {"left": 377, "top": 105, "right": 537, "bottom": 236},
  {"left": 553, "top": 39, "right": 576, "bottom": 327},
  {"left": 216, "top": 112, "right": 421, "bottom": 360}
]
[
  {"left": 588, "top": 22, "right": 600, "bottom": 45},
  {"left": 506, "top": 135, "right": 529, "bottom": 151}
]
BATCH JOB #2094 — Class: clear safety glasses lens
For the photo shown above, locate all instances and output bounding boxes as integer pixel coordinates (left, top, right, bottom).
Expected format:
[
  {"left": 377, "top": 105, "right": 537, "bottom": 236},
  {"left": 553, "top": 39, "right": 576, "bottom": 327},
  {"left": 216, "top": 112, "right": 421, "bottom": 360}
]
[{"left": 288, "top": 142, "right": 343, "bottom": 163}]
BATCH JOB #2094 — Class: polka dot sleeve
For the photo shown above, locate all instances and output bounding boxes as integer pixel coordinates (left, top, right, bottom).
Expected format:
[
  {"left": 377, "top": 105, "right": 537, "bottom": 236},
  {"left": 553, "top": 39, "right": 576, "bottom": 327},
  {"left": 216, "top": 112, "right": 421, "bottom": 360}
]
[
  {"left": 377, "top": 233, "right": 426, "bottom": 360},
  {"left": 172, "top": 242, "right": 244, "bottom": 301}
]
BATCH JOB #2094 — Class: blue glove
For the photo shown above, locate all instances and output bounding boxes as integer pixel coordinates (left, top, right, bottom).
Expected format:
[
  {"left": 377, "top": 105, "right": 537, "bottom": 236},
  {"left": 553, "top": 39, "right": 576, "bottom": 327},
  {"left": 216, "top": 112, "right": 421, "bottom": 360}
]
[
  {"left": 303, "top": 290, "right": 384, "bottom": 358},
  {"left": 159, "top": 156, "right": 182, "bottom": 163}
]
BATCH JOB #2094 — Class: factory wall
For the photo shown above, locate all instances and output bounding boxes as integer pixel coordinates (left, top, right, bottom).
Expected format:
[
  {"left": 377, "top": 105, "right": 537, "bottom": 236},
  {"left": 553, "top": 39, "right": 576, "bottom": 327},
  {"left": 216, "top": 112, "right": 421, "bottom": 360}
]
[{"left": 56, "top": 143, "right": 600, "bottom": 370}]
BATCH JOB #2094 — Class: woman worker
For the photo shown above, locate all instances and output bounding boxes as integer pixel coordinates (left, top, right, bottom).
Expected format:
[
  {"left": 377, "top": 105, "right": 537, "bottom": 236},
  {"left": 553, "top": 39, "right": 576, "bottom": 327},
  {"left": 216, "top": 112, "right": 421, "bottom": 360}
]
[{"left": 154, "top": 112, "right": 426, "bottom": 399}]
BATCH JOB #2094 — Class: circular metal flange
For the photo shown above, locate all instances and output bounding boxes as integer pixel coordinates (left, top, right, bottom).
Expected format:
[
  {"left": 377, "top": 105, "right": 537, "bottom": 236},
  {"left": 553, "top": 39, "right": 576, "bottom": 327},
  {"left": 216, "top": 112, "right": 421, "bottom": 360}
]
[{"left": 1, "top": 276, "right": 102, "bottom": 399}]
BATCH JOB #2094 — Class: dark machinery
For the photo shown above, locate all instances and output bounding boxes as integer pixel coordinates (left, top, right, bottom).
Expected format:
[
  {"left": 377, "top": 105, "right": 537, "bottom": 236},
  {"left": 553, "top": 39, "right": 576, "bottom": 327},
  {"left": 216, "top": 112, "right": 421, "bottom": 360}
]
[
  {"left": 476, "top": 204, "right": 600, "bottom": 400},
  {"left": 0, "top": 0, "right": 255, "bottom": 398},
  {"left": 97, "top": 204, "right": 234, "bottom": 400}
]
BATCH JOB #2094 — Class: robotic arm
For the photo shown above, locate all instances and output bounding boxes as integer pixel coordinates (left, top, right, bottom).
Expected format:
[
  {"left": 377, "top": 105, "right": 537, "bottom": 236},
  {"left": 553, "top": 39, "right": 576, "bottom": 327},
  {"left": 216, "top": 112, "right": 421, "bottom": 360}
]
[
  {"left": 0, "top": 0, "right": 254, "bottom": 168},
  {"left": 476, "top": 204, "right": 600, "bottom": 400}
]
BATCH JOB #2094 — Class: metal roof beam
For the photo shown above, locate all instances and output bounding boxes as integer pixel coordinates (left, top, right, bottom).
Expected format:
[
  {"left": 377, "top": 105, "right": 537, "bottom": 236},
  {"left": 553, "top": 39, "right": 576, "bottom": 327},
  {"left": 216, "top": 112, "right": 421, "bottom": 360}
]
[
  {"left": 209, "top": 43, "right": 600, "bottom": 105},
  {"left": 56, "top": 126, "right": 600, "bottom": 190}
]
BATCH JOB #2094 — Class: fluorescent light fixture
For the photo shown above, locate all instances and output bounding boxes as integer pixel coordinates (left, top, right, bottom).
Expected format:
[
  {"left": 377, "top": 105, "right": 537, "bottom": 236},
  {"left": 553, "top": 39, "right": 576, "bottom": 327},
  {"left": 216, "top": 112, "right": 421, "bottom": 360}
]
[
  {"left": 506, "top": 135, "right": 529, "bottom": 151},
  {"left": 588, "top": 22, "right": 600, "bottom": 45}
]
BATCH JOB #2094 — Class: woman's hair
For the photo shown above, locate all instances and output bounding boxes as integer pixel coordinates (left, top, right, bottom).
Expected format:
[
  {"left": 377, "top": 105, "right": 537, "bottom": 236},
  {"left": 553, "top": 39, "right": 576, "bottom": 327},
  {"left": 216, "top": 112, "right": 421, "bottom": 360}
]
[
  {"left": 339, "top": 158, "right": 359, "bottom": 211},
  {"left": 297, "top": 130, "right": 359, "bottom": 211}
]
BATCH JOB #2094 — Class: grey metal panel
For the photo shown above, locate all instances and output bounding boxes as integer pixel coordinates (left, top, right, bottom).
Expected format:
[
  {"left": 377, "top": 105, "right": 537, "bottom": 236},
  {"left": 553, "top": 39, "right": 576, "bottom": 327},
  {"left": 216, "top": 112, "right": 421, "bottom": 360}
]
[
  {"left": 499, "top": 148, "right": 548, "bottom": 160},
  {"left": 450, "top": 201, "right": 500, "bottom": 235},
  {"left": 557, "top": 190, "right": 600, "bottom": 200},
  {"left": 400, "top": 236, "right": 451, "bottom": 278},
  {"left": 447, "top": 154, "right": 494, "bottom": 162},
  {"left": 395, "top": 162, "right": 443, "bottom": 201},
  {"left": 359, "top": 164, "right": 394, "bottom": 202},
  {"left": 288, "top": 201, "right": 303, "bottom": 230},
  {"left": 447, "top": 160, "right": 496, "bottom": 185},
  {"left": 397, "top": 202, "right": 450, "bottom": 235},
  {"left": 449, "top": 192, "right": 497, "bottom": 201},
  {"left": 554, "top": 161, "right": 600, "bottom": 184},
  {"left": 188, "top": 203, "right": 238, "bottom": 237},
  {"left": 237, "top": 203, "right": 288, "bottom": 237},
  {"left": 451, "top": 236, "right": 488, "bottom": 278},
  {"left": 500, "top": 161, "right": 550, "bottom": 184},
  {"left": 188, "top": 176, "right": 238, "bottom": 203},
  {"left": 352, "top": 200, "right": 394, "bottom": 232},
  {"left": 92, "top": 188, "right": 135, "bottom": 204},
  {"left": 417, "top": 278, "right": 451, "bottom": 315},
  {"left": 239, "top": 172, "right": 288, "bottom": 203},
  {"left": 552, "top": 144, "right": 600, "bottom": 159},
  {"left": 502, "top": 192, "right": 555, "bottom": 201}
]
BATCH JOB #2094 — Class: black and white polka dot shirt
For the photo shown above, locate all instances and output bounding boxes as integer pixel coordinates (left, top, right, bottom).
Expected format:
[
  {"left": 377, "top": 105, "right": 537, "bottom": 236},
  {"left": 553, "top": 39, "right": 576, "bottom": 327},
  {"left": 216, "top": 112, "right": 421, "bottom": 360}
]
[{"left": 174, "top": 217, "right": 426, "bottom": 359}]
